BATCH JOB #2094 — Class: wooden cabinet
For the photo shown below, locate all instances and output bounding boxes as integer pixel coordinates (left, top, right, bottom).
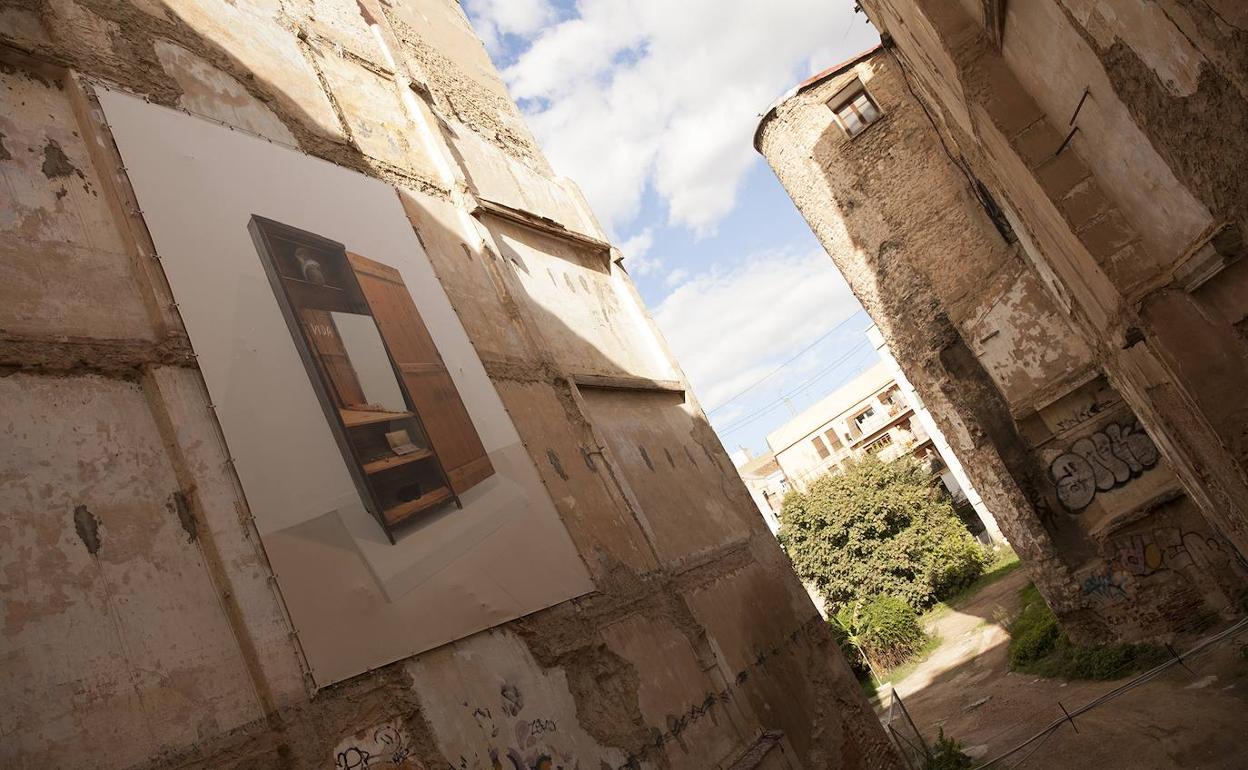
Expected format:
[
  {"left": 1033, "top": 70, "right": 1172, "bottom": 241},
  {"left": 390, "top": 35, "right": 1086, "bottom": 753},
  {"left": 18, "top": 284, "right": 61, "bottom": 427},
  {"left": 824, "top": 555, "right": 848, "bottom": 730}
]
[{"left": 249, "top": 216, "right": 494, "bottom": 542}]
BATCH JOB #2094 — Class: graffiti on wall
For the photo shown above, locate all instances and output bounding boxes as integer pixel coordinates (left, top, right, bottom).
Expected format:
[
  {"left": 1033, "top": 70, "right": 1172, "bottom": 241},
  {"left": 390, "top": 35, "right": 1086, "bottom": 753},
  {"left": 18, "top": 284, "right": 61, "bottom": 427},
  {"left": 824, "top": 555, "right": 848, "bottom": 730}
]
[
  {"left": 1052, "top": 389, "right": 1119, "bottom": 434},
  {"left": 335, "top": 721, "right": 420, "bottom": 770},
  {"left": 1081, "top": 527, "right": 1238, "bottom": 602},
  {"left": 1114, "top": 528, "right": 1233, "bottom": 578},
  {"left": 1080, "top": 564, "right": 1128, "bottom": 600},
  {"left": 452, "top": 684, "right": 578, "bottom": 770},
  {"left": 445, "top": 622, "right": 816, "bottom": 770},
  {"left": 1048, "top": 419, "right": 1159, "bottom": 511}
]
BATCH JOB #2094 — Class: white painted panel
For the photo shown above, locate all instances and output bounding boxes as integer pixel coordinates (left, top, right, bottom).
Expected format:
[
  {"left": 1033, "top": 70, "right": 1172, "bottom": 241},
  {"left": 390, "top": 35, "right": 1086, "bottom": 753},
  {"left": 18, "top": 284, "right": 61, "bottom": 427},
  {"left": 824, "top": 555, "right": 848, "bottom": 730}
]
[
  {"left": 332, "top": 312, "right": 407, "bottom": 413},
  {"left": 99, "top": 88, "right": 593, "bottom": 686}
]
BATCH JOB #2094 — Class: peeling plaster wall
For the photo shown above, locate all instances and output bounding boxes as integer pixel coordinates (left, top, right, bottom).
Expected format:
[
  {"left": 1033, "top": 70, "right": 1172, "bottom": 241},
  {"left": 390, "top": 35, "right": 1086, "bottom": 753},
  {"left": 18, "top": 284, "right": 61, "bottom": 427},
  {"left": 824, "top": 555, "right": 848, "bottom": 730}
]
[
  {"left": 757, "top": 48, "right": 1248, "bottom": 643},
  {"left": 760, "top": 2, "right": 1248, "bottom": 643},
  {"left": 0, "top": 1, "right": 901, "bottom": 767},
  {"left": 578, "top": 388, "right": 760, "bottom": 568},
  {"left": 489, "top": 222, "right": 673, "bottom": 381},
  {"left": 758, "top": 54, "right": 1083, "bottom": 628},
  {"left": 2, "top": 374, "right": 266, "bottom": 768},
  {"left": 0, "top": 69, "right": 152, "bottom": 340}
]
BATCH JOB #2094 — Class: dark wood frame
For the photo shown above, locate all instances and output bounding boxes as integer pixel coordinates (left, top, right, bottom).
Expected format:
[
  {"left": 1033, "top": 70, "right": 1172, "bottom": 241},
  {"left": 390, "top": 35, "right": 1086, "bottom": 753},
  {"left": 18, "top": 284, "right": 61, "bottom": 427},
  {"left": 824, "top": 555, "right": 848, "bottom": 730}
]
[{"left": 248, "top": 215, "right": 462, "bottom": 543}]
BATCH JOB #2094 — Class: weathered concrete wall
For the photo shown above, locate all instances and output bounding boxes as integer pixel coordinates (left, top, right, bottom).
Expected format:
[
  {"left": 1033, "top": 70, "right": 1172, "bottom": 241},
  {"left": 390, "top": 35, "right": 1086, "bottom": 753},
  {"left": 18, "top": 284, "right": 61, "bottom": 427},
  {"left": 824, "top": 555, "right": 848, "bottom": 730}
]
[
  {"left": 757, "top": 2, "right": 1248, "bottom": 644},
  {"left": 0, "top": 1, "right": 901, "bottom": 768}
]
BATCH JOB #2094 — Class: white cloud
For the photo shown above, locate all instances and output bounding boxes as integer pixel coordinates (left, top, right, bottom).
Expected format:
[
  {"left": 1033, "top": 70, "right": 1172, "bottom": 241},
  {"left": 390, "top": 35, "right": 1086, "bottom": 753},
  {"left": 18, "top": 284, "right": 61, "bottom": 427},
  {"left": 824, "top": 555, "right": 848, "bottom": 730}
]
[
  {"left": 483, "top": 0, "right": 879, "bottom": 236},
  {"left": 663, "top": 268, "right": 688, "bottom": 287},
  {"left": 618, "top": 227, "right": 661, "bottom": 275},
  {"left": 463, "top": 0, "right": 557, "bottom": 56},
  {"left": 653, "top": 248, "right": 860, "bottom": 411}
]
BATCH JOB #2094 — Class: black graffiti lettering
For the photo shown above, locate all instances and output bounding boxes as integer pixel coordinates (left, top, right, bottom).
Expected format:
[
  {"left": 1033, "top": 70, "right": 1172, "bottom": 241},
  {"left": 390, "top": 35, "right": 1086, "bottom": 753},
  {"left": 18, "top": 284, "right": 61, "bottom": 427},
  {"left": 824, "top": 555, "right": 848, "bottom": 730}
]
[
  {"left": 336, "top": 747, "right": 372, "bottom": 770},
  {"left": 1049, "top": 419, "right": 1159, "bottom": 511}
]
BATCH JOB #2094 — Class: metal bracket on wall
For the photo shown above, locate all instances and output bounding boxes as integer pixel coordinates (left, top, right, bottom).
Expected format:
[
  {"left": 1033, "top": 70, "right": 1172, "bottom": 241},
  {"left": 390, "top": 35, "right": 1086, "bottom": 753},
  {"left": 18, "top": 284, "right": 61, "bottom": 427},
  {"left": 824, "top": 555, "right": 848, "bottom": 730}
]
[{"left": 1057, "top": 87, "right": 1091, "bottom": 156}]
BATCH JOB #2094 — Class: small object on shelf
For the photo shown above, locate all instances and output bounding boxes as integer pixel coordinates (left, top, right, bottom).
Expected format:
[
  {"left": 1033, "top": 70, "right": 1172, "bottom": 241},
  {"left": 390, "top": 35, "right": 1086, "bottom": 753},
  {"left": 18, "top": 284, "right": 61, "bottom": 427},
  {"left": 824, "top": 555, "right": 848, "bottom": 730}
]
[
  {"left": 362, "top": 449, "right": 432, "bottom": 475},
  {"left": 382, "top": 486, "right": 453, "bottom": 526},
  {"left": 294, "top": 246, "right": 326, "bottom": 284},
  {"left": 386, "top": 429, "right": 420, "bottom": 456},
  {"left": 396, "top": 482, "right": 423, "bottom": 502}
]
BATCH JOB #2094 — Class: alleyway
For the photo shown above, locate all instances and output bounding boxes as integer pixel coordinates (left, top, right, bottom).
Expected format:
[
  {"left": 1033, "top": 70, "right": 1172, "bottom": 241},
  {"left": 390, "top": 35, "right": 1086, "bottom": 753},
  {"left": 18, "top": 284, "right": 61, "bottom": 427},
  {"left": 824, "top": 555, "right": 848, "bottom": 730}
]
[{"left": 885, "top": 570, "right": 1248, "bottom": 768}]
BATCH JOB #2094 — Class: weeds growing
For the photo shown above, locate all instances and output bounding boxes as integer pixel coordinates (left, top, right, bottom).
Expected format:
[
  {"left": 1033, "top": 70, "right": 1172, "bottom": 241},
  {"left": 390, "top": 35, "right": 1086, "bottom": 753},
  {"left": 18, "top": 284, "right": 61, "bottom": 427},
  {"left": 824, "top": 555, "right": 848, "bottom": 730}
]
[{"left": 1007, "top": 584, "right": 1168, "bottom": 679}]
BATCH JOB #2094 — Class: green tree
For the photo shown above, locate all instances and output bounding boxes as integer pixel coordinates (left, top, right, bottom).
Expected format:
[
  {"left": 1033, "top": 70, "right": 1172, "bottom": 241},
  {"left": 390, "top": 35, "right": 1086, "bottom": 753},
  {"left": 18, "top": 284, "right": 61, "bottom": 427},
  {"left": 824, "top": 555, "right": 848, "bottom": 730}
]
[{"left": 778, "top": 454, "right": 986, "bottom": 611}]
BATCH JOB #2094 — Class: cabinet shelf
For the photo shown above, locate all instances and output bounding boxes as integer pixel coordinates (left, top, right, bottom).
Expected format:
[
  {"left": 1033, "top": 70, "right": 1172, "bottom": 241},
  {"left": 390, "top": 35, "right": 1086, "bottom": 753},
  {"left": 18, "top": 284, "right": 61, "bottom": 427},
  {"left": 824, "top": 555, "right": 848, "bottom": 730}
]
[
  {"left": 362, "top": 449, "right": 433, "bottom": 475},
  {"left": 382, "top": 486, "right": 453, "bottom": 526},
  {"left": 340, "top": 408, "right": 414, "bottom": 428},
  {"left": 284, "top": 277, "right": 356, "bottom": 313},
  {"left": 281, "top": 275, "right": 344, "bottom": 291}
]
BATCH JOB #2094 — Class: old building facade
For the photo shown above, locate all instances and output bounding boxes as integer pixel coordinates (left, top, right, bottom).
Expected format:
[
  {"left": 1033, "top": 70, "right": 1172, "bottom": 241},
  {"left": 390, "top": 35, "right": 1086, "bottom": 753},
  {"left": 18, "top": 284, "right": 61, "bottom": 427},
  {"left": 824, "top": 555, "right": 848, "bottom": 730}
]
[
  {"left": 766, "top": 362, "right": 931, "bottom": 487},
  {"left": 734, "top": 451, "right": 788, "bottom": 533},
  {"left": 756, "top": 2, "right": 1248, "bottom": 645},
  {"left": 0, "top": 2, "right": 901, "bottom": 768},
  {"left": 765, "top": 359, "right": 999, "bottom": 542}
]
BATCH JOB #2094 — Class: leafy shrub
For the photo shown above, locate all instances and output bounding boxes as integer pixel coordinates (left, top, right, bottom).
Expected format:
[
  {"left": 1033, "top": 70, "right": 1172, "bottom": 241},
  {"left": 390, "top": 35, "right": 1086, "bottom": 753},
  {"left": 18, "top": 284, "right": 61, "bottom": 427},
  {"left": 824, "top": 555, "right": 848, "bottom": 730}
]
[
  {"left": 828, "top": 608, "right": 872, "bottom": 678},
  {"left": 833, "top": 595, "right": 927, "bottom": 672},
  {"left": 1006, "top": 584, "right": 1062, "bottom": 670},
  {"left": 1008, "top": 584, "right": 1168, "bottom": 679},
  {"left": 926, "top": 729, "right": 973, "bottom": 770},
  {"left": 779, "top": 455, "right": 987, "bottom": 612}
]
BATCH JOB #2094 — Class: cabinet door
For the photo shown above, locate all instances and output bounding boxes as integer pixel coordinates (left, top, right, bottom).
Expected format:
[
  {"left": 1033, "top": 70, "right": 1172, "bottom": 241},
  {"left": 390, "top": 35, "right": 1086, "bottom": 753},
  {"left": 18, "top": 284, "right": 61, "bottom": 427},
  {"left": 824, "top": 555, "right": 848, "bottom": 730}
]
[{"left": 347, "top": 252, "right": 494, "bottom": 494}]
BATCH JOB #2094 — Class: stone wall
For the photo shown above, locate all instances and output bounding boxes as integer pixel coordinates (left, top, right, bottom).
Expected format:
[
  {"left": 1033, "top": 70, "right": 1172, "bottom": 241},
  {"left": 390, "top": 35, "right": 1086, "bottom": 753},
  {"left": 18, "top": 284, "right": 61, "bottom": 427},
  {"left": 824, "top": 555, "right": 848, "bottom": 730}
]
[
  {"left": 0, "top": 1, "right": 900, "bottom": 768},
  {"left": 756, "top": 2, "right": 1248, "bottom": 645}
]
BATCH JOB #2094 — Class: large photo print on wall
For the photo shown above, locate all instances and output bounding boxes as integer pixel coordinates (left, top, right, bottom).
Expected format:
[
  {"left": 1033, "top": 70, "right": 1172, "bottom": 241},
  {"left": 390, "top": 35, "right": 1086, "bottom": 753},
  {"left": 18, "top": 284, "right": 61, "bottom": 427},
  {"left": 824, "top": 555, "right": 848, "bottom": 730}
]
[
  {"left": 250, "top": 217, "right": 493, "bottom": 544},
  {"left": 98, "top": 87, "right": 592, "bottom": 686}
]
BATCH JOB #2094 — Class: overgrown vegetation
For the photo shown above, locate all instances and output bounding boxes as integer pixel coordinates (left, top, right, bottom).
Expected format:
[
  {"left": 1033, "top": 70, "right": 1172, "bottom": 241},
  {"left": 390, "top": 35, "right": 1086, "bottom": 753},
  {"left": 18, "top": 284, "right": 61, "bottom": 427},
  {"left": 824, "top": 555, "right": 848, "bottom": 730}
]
[
  {"left": 779, "top": 454, "right": 987, "bottom": 611},
  {"left": 780, "top": 455, "right": 989, "bottom": 680},
  {"left": 1007, "top": 584, "right": 1168, "bottom": 679},
  {"left": 832, "top": 594, "right": 928, "bottom": 673},
  {"left": 925, "top": 729, "right": 974, "bottom": 770}
]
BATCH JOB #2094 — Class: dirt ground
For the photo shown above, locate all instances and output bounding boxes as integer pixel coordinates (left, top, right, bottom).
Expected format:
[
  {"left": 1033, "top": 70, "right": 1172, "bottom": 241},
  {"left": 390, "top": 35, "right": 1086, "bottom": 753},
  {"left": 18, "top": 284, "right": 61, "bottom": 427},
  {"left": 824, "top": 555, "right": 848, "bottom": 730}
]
[{"left": 880, "top": 568, "right": 1248, "bottom": 769}]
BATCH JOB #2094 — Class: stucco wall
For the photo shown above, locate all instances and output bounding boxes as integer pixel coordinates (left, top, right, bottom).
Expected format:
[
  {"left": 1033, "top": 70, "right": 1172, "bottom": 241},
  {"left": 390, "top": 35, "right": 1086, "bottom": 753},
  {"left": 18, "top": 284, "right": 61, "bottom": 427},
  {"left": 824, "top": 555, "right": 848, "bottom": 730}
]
[{"left": 0, "top": 1, "right": 901, "bottom": 768}]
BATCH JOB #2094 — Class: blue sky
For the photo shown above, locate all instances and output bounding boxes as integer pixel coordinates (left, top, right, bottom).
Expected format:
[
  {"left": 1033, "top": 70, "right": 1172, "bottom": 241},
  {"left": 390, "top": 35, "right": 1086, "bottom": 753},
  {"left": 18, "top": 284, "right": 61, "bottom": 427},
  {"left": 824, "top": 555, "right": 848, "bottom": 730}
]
[{"left": 465, "top": 0, "right": 882, "bottom": 457}]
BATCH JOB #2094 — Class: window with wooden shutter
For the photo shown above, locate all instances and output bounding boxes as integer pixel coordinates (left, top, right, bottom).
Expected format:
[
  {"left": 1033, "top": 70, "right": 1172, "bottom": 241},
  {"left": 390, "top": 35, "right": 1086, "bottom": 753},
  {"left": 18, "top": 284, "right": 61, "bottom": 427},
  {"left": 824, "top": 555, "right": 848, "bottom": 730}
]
[
  {"left": 812, "top": 435, "right": 830, "bottom": 459},
  {"left": 824, "top": 429, "right": 843, "bottom": 454},
  {"left": 249, "top": 216, "right": 494, "bottom": 543}
]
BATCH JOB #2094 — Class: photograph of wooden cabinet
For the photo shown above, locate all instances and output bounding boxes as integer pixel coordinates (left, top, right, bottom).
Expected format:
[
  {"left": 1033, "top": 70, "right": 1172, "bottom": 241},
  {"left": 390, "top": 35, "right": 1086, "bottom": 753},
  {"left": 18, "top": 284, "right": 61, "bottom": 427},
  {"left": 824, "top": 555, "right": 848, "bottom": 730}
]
[
  {"left": 102, "top": 93, "right": 593, "bottom": 681},
  {"left": 249, "top": 216, "right": 494, "bottom": 543}
]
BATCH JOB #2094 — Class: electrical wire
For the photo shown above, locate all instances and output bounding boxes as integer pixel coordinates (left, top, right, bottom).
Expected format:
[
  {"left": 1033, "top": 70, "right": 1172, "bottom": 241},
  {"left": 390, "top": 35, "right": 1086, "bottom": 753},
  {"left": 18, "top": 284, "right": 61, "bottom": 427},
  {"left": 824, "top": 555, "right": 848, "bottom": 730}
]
[
  {"left": 715, "top": 340, "right": 874, "bottom": 436},
  {"left": 1007, "top": 727, "right": 1055, "bottom": 769},
  {"left": 707, "top": 309, "right": 868, "bottom": 415},
  {"left": 970, "top": 615, "right": 1248, "bottom": 769},
  {"left": 717, "top": 341, "right": 872, "bottom": 435}
]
